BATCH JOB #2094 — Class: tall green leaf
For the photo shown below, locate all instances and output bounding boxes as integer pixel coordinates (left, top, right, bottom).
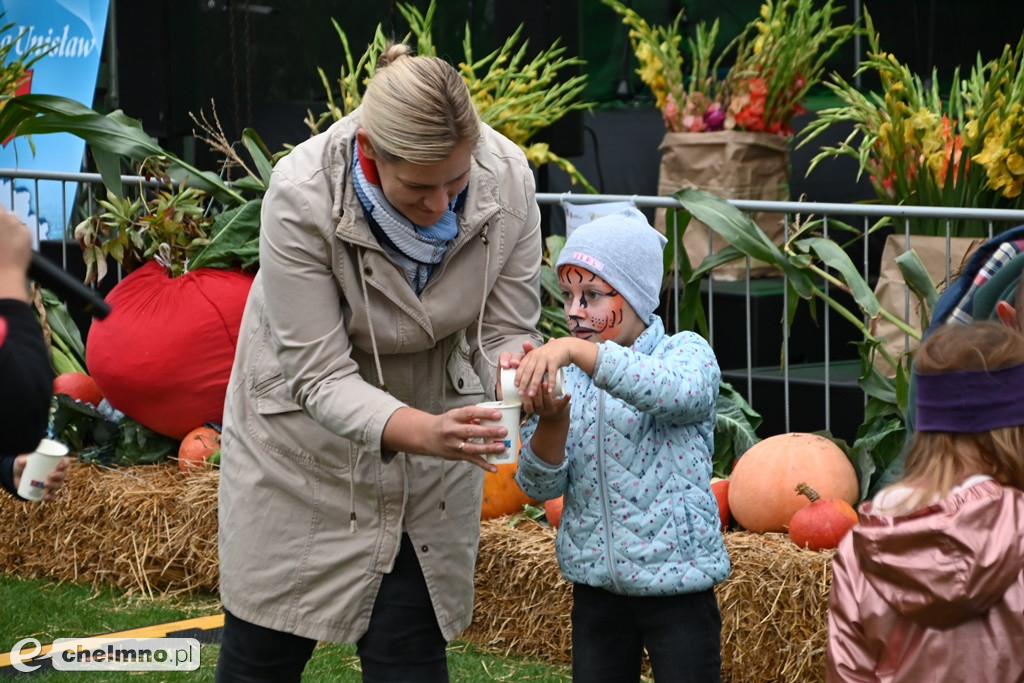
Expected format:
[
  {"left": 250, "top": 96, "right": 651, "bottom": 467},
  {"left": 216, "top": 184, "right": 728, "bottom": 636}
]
[
  {"left": 0, "top": 94, "right": 245, "bottom": 206},
  {"left": 188, "top": 199, "right": 262, "bottom": 271}
]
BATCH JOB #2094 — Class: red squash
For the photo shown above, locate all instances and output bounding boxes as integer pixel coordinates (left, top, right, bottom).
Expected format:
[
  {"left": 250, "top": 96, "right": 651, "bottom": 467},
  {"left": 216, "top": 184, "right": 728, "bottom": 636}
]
[
  {"left": 788, "top": 482, "right": 859, "bottom": 550},
  {"left": 86, "top": 262, "right": 254, "bottom": 439},
  {"left": 710, "top": 478, "right": 731, "bottom": 531}
]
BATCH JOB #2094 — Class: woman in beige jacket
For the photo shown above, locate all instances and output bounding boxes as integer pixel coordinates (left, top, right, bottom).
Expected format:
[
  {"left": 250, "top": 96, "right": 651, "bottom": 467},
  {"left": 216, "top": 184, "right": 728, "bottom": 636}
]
[{"left": 215, "top": 44, "right": 542, "bottom": 682}]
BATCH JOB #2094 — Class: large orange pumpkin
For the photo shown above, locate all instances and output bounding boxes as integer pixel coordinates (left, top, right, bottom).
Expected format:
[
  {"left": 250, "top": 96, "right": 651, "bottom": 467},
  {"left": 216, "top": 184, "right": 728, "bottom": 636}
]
[
  {"left": 480, "top": 429, "right": 538, "bottom": 519},
  {"left": 727, "top": 432, "right": 859, "bottom": 533},
  {"left": 481, "top": 461, "right": 538, "bottom": 519}
]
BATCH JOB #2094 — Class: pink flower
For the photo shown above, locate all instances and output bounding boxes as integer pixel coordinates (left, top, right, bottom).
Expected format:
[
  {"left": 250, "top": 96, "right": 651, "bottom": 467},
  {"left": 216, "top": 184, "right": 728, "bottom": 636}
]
[
  {"left": 682, "top": 113, "right": 707, "bottom": 132},
  {"left": 663, "top": 93, "right": 681, "bottom": 131}
]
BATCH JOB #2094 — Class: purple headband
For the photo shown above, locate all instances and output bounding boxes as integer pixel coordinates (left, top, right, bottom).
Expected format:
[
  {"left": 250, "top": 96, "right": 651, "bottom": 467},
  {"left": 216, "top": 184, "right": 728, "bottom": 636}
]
[{"left": 915, "top": 363, "right": 1024, "bottom": 432}]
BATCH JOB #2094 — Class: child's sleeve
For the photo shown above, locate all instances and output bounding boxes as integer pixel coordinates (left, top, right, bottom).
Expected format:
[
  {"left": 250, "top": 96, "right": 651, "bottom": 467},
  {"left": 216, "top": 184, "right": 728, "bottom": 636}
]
[
  {"left": 514, "top": 413, "right": 568, "bottom": 502},
  {"left": 825, "top": 537, "right": 883, "bottom": 682},
  {"left": 593, "top": 331, "right": 720, "bottom": 425}
]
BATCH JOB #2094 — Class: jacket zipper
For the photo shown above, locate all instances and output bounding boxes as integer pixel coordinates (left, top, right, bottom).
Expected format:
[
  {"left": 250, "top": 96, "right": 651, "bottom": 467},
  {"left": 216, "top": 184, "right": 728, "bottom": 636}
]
[{"left": 595, "top": 391, "right": 623, "bottom": 594}]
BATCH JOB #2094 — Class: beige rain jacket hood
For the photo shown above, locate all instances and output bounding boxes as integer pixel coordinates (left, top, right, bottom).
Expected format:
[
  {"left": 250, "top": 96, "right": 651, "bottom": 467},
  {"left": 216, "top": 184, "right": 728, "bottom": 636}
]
[
  {"left": 827, "top": 479, "right": 1024, "bottom": 682},
  {"left": 218, "top": 112, "right": 542, "bottom": 643}
]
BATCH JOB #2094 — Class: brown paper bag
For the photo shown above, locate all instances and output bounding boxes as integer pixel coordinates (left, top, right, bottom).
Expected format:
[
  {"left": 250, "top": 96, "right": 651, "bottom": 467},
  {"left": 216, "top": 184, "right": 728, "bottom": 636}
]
[
  {"left": 655, "top": 130, "right": 790, "bottom": 280},
  {"left": 871, "top": 234, "right": 983, "bottom": 375}
]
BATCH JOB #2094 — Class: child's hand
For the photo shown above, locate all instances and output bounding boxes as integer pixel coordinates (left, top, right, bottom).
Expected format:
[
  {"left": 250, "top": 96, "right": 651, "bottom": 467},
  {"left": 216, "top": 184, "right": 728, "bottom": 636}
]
[
  {"left": 527, "top": 384, "right": 571, "bottom": 419},
  {"left": 517, "top": 338, "right": 574, "bottom": 411}
]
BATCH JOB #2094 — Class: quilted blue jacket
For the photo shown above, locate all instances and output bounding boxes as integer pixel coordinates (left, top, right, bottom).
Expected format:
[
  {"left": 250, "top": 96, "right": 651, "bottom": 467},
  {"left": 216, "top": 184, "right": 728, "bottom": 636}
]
[{"left": 515, "top": 317, "right": 730, "bottom": 596}]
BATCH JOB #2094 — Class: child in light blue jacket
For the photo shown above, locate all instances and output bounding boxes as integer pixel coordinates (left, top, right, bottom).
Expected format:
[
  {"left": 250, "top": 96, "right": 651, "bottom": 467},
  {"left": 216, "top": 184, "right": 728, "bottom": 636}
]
[{"left": 514, "top": 207, "right": 730, "bottom": 683}]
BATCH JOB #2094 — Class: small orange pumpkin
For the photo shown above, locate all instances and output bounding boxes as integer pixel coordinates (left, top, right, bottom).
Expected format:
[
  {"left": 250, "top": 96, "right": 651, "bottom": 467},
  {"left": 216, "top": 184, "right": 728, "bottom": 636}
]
[
  {"left": 177, "top": 425, "right": 221, "bottom": 475},
  {"left": 788, "top": 482, "right": 858, "bottom": 550},
  {"left": 544, "top": 495, "right": 564, "bottom": 529},
  {"left": 727, "top": 432, "right": 859, "bottom": 533}
]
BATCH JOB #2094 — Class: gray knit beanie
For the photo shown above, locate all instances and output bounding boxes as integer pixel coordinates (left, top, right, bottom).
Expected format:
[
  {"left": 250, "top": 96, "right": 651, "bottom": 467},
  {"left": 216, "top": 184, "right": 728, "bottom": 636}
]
[{"left": 556, "top": 207, "right": 667, "bottom": 323}]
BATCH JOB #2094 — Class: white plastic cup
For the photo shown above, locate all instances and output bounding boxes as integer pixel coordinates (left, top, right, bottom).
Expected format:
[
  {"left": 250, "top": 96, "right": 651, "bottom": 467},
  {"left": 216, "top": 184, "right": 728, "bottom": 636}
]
[
  {"left": 475, "top": 400, "right": 522, "bottom": 465},
  {"left": 17, "top": 438, "right": 69, "bottom": 501},
  {"left": 502, "top": 367, "right": 564, "bottom": 402},
  {"left": 500, "top": 368, "right": 522, "bottom": 406}
]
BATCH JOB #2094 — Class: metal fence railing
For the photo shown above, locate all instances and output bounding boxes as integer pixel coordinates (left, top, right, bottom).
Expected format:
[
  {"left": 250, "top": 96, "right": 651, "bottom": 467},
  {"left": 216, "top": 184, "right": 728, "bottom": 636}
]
[{"left": 7, "top": 168, "right": 1024, "bottom": 441}]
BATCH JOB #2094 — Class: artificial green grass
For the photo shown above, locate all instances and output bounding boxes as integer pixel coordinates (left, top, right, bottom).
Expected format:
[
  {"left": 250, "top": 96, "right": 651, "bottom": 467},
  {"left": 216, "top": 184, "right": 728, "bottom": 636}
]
[{"left": 1, "top": 574, "right": 572, "bottom": 682}]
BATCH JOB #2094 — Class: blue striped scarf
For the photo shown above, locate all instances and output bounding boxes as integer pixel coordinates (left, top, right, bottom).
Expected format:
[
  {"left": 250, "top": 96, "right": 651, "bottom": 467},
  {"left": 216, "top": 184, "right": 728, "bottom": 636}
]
[{"left": 352, "top": 142, "right": 464, "bottom": 294}]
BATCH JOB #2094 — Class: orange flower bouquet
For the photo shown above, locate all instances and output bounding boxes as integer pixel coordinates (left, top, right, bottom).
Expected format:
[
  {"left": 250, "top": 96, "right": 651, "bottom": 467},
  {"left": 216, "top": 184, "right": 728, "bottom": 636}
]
[{"left": 801, "top": 10, "right": 1024, "bottom": 237}]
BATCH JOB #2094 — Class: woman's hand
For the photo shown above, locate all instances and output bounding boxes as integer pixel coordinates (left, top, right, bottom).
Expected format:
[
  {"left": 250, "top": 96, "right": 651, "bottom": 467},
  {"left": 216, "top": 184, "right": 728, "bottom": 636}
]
[
  {"left": 383, "top": 404, "right": 514, "bottom": 473},
  {"left": 434, "top": 404, "right": 515, "bottom": 472},
  {"left": 0, "top": 207, "right": 33, "bottom": 302},
  {"left": 13, "top": 454, "right": 71, "bottom": 502}
]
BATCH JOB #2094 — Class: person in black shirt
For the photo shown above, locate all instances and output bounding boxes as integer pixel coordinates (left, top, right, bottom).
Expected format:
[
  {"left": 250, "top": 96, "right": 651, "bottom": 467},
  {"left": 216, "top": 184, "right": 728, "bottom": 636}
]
[{"left": 0, "top": 207, "right": 68, "bottom": 500}]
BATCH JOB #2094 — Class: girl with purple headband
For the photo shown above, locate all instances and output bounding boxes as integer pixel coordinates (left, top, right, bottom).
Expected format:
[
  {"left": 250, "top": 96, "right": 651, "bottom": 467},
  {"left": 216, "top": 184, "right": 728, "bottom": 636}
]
[{"left": 827, "top": 320, "right": 1024, "bottom": 681}]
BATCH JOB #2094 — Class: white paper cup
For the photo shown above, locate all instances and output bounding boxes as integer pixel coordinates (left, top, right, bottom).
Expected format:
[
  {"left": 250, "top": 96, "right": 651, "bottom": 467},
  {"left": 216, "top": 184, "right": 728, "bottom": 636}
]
[
  {"left": 17, "top": 438, "right": 69, "bottom": 501},
  {"left": 499, "top": 368, "right": 522, "bottom": 406},
  {"left": 475, "top": 400, "right": 521, "bottom": 465}
]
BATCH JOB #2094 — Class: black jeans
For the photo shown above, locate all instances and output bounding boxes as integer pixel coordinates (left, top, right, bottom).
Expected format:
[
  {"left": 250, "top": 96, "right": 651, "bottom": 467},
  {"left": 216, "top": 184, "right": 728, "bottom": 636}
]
[
  {"left": 570, "top": 583, "right": 722, "bottom": 683},
  {"left": 215, "top": 533, "right": 448, "bottom": 683}
]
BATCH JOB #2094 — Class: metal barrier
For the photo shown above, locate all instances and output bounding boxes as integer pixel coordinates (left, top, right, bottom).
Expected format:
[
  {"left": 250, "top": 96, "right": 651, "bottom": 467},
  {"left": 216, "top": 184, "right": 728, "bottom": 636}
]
[{"left": 7, "top": 168, "right": 1024, "bottom": 440}]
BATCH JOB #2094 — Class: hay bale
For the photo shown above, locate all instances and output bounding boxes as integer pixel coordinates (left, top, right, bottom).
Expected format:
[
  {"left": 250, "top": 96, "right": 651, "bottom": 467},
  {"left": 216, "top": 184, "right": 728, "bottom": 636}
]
[
  {"left": 718, "top": 531, "right": 833, "bottom": 683},
  {"left": 463, "top": 518, "right": 572, "bottom": 664},
  {"left": 0, "top": 461, "right": 219, "bottom": 596},
  {"left": 0, "top": 466, "right": 834, "bottom": 681},
  {"left": 466, "top": 521, "right": 832, "bottom": 682}
]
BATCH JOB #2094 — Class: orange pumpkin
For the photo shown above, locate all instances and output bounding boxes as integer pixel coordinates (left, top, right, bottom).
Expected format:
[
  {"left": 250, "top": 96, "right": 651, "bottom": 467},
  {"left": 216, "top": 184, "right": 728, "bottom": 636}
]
[
  {"left": 727, "top": 432, "right": 859, "bottom": 533},
  {"left": 177, "top": 425, "right": 221, "bottom": 475},
  {"left": 788, "top": 482, "right": 858, "bottom": 550},
  {"left": 544, "top": 495, "right": 564, "bottom": 529},
  {"left": 481, "top": 461, "right": 538, "bottom": 519}
]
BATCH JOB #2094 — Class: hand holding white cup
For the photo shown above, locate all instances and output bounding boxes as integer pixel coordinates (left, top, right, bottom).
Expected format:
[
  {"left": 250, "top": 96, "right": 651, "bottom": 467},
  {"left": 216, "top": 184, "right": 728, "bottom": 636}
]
[
  {"left": 501, "top": 367, "right": 564, "bottom": 406},
  {"left": 17, "top": 438, "right": 70, "bottom": 502},
  {"left": 473, "top": 400, "right": 522, "bottom": 465}
]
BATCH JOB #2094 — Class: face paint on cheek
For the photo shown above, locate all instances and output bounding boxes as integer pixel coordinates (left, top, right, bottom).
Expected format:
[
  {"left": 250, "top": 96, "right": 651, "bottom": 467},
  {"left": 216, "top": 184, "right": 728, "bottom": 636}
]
[{"left": 596, "top": 292, "right": 625, "bottom": 342}]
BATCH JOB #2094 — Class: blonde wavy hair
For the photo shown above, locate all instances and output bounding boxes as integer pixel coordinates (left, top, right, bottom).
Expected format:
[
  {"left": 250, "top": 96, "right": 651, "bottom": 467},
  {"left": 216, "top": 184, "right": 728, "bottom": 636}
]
[
  {"left": 360, "top": 44, "right": 480, "bottom": 165},
  {"left": 902, "top": 321, "right": 1024, "bottom": 508}
]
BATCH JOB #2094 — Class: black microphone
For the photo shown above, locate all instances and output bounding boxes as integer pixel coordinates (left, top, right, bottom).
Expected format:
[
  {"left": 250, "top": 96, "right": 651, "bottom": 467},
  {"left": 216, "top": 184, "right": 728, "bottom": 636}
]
[{"left": 28, "top": 253, "right": 112, "bottom": 319}]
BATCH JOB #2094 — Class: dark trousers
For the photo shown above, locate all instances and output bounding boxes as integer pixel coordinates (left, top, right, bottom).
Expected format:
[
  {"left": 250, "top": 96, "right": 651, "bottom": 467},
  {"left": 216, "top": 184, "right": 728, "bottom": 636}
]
[
  {"left": 215, "top": 533, "right": 448, "bottom": 683},
  {"left": 570, "top": 583, "right": 722, "bottom": 683}
]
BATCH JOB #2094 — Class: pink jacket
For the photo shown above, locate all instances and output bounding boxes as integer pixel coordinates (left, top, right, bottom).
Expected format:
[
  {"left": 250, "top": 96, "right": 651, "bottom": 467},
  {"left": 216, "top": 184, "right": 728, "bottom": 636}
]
[{"left": 826, "top": 479, "right": 1024, "bottom": 682}]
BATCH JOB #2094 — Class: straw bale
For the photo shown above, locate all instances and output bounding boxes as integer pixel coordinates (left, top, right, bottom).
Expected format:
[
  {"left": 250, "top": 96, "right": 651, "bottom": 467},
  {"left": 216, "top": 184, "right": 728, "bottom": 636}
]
[
  {"left": 0, "top": 461, "right": 219, "bottom": 596},
  {"left": 718, "top": 531, "right": 833, "bottom": 683},
  {"left": 1, "top": 467, "right": 834, "bottom": 681},
  {"left": 463, "top": 517, "right": 572, "bottom": 664}
]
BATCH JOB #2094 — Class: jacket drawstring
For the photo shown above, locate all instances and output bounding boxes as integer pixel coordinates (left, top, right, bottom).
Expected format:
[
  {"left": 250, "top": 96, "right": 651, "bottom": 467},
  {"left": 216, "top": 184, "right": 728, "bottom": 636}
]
[
  {"left": 357, "top": 248, "right": 389, "bottom": 394},
  {"left": 443, "top": 225, "right": 494, "bottom": 521},
  {"left": 474, "top": 225, "right": 497, "bottom": 367},
  {"left": 439, "top": 461, "right": 447, "bottom": 520},
  {"left": 349, "top": 449, "right": 358, "bottom": 533},
  {"left": 348, "top": 247, "right": 392, "bottom": 533}
]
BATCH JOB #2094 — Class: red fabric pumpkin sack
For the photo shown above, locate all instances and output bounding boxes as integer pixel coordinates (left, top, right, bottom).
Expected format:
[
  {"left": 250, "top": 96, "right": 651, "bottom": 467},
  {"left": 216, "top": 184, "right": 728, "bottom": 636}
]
[{"left": 86, "top": 261, "right": 255, "bottom": 439}]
